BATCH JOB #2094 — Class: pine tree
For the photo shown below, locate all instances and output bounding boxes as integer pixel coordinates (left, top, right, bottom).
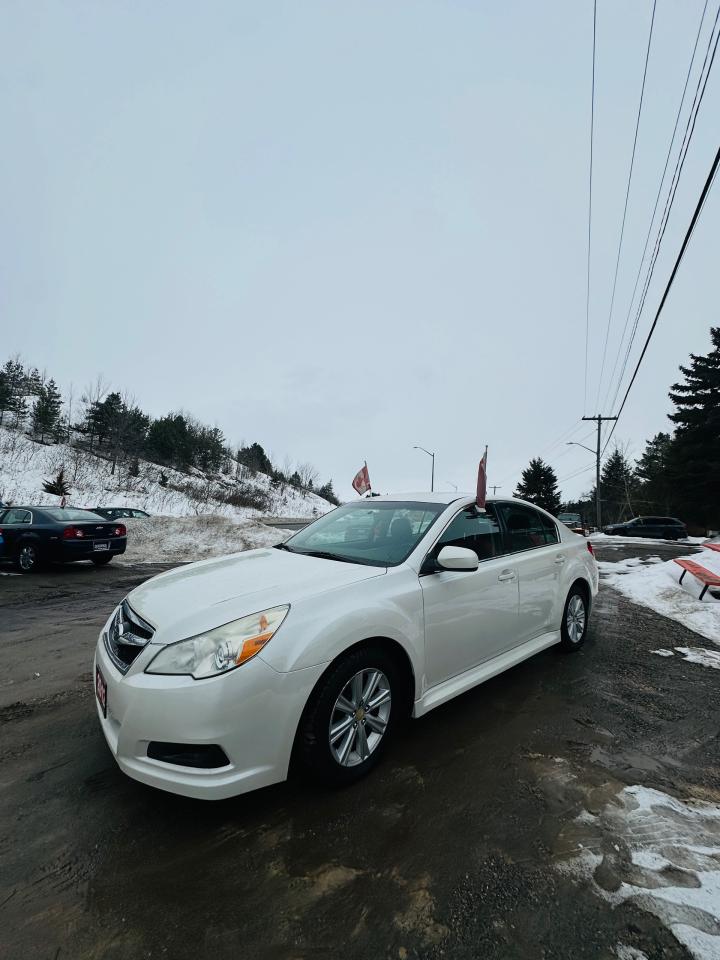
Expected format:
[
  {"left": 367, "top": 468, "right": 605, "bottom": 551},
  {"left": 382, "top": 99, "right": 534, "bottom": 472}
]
[
  {"left": 42, "top": 467, "right": 70, "bottom": 498},
  {"left": 667, "top": 327, "right": 720, "bottom": 529},
  {"left": 600, "top": 448, "right": 637, "bottom": 525},
  {"left": 32, "top": 379, "right": 63, "bottom": 443},
  {"left": 514, "top": 458, "right": 562, "bottom": 514},
  {"left": 0, "top": 372, "right": 10, "bottom": 427},
  {"left": 635, "top": 433, "right": 673, "bottom": 514}
]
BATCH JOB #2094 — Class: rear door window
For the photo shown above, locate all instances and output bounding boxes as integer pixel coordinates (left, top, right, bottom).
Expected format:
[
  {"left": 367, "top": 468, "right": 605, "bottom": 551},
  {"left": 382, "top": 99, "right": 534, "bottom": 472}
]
[
  {"left": 3, "top": 509, "right": 32, "bottom": 524},
  {"left": 496, "top": 503, "right": 558, "bottom": 551}
]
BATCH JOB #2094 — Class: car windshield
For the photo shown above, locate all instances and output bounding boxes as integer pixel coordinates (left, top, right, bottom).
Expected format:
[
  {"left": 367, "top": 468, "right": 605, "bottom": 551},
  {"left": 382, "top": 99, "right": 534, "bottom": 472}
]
[
  {"left": 42, "top": 508, "right": 107, "bottom": 522},
  {"left": 558, "top": 514, "right": 581, "bottom": 524},
  {"left": 281, "top": 500, "right": 447, "bottom": 567}
]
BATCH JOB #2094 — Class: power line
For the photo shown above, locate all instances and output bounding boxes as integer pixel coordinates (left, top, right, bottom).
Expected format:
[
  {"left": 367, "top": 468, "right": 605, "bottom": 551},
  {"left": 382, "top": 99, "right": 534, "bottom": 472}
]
[
  {"left": 594, "top": 0, "right": 657, "bottom": 410},
  {"left": 601, "top": 0, "right": 711, "bottom": 413},
  {"left": 583, "top": 0, "right": 598, "bottom": 414},
  {"left": 607, "top": 3, "right": 720, "bottom": 415},
  {"left": 602, "top": 142, "right": 720, "bottom": 457}
]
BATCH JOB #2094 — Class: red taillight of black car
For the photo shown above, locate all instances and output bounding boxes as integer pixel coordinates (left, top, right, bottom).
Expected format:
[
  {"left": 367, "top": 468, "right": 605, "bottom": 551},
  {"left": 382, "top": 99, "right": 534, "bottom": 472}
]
[
  {"left": 114, "top": 525, "right": 126, "bottom": 537},
  {"left": 62, "top": 526, "right": 85, "bottom": 539},
  {"left": 587, "top": 541, "right": 594, "bottom": 556}
]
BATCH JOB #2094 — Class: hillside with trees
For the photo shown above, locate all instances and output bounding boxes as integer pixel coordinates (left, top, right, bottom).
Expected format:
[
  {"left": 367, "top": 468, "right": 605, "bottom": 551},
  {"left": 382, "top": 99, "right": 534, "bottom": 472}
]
[{"left": 0, "top": 355, "right": 340, "bottom": 516}]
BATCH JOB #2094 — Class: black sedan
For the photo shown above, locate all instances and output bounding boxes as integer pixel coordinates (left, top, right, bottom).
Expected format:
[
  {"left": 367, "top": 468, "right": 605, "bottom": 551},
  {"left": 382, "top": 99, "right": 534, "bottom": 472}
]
[
  {"left": 0, "top": 506, "right": 127, "bottom": 573},
  {"left": 603, "top": 516, "right": 687, "bottom": 540},
  {"left": 94, "top": 506, "right": 151, "bottom": 520}
]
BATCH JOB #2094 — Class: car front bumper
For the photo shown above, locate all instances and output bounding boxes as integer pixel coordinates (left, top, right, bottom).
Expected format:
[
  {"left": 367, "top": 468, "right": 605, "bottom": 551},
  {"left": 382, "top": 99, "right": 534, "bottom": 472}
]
[{"left": 94, "top": 632, "right": 325, "bottom": 800}]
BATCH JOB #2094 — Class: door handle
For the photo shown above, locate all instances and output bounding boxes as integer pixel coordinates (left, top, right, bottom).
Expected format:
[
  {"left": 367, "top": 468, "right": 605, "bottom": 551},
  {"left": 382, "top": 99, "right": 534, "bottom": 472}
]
[
  {"left": 554, "top": 555, "right": 566, "bottom": 565},
  {"left": 497, "top": 570, "right": 516, "bottom": 582}
]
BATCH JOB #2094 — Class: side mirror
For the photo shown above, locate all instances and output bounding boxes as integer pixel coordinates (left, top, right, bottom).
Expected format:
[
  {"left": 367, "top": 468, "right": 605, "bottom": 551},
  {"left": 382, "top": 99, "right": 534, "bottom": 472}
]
[{"left": 436, "top": 545, "right": 479, "bottom": 571}]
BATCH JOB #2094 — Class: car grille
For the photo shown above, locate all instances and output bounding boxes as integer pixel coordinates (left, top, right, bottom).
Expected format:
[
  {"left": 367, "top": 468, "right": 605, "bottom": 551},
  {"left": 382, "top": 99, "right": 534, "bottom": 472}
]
[{"left": 104, "top": 600, "right": 154, "bottom": 674}]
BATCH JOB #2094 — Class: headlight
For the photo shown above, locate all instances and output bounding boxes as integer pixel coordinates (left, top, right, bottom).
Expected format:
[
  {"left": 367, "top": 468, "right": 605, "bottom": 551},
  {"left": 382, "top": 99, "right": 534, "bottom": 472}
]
[{"left": 145, "top": 605, "right": 289, "bottom": 679}]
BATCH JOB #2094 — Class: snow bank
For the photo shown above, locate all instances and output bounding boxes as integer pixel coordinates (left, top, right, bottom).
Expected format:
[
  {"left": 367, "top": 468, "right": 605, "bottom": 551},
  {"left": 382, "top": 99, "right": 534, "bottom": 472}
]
[
  {"left": 118, "top": 515, "right": 292, "bottom": 564},
  {"left": 598, "top": 548, "right": 720, "bottom": 645},
  {"left": 0, "top": 427, "right": 331, "bottom": 520},
  {"left": 560, "top": 785, "right": 720, "bottom": 960}
]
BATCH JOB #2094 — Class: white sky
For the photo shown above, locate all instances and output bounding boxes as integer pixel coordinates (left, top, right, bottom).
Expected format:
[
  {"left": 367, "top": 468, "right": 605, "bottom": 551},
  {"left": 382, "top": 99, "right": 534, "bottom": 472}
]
[{"left": 1, "top": 1, "right": 718, "bottom": 501}]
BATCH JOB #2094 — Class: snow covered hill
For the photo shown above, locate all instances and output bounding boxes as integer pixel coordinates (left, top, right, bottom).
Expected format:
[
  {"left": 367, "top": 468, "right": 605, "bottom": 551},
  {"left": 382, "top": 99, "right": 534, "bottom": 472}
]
[{"left": 0, "top": 427, "right": 332, "bottom": 520}]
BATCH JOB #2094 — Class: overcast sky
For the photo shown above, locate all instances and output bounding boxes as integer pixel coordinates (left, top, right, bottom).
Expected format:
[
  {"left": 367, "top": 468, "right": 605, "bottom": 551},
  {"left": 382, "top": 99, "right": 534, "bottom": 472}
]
[{"left": 1, "top": 1, "right": 718, "bottom": 501}]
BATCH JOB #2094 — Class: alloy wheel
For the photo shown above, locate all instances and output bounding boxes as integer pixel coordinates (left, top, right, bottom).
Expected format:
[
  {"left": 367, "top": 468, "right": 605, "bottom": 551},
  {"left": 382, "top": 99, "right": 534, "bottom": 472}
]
[
  {"left": 329, "top": 668, "right": 391, "bottom": 767},
  {"left": 19, "top": 545, "right": 37, "bottom": 572},
  {"left": 566, "top": 594, "right": 586, "bottom": 644}
]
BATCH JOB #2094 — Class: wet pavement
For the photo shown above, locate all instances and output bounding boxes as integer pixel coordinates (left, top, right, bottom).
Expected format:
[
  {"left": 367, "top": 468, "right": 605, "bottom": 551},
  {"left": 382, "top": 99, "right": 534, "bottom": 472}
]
[{"left": 1, "top": 543, "right": 718, "bottom": 960}]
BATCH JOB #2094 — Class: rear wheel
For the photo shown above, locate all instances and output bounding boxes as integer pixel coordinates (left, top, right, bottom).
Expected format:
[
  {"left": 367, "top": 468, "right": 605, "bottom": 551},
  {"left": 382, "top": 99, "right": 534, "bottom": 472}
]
[
  {"left": 559, "top": 586, "right": 589, "bottom": 652},
  {"left": 16, "top": 542, "right": 40, "bottom": 574},
  {"left": 91, "top": 555, "right": 113, "bottom": 566},
  {"left": 299, "top": 646, "right": 402, "bottom": 786}
]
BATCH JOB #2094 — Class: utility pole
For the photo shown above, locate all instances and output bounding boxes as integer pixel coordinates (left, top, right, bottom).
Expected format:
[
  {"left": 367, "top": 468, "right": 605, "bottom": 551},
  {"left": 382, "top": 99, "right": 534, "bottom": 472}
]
[
  {"left": 490, "top": 484, "right": 502, "bottom": 495},
  {"left": 582, "top": 415, "right": 618, "bottom": 531}
]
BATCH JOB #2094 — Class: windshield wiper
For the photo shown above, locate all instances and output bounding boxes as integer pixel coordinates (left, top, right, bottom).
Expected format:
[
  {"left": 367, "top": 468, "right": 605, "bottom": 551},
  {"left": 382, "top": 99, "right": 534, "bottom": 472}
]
[{"left": 273, "top": 542, "right": 297, "bottom": 552}]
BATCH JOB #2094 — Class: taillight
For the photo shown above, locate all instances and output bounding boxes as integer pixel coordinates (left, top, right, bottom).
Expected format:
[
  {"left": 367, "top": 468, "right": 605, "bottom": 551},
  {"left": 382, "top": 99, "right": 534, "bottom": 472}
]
[
  {"left": 62, "top": 526, "right": 85, "bottom": 539},
  {"left": 114, "top": 524, "right": 126, "bottom": 537},
  {"left": 587, "top": 541, "right": 594, "bottom": 556}
]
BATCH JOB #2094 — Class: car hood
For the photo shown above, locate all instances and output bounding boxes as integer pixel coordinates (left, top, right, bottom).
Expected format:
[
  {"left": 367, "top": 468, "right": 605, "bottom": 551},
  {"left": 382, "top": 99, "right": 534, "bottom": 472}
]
[{"left": 127, "top": 548, "right": 386, "bottom": 644}]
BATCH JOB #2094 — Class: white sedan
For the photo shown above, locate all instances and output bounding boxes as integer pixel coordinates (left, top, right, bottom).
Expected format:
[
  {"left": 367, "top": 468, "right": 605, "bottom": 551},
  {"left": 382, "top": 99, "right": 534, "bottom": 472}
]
[{"left": 94, "top": 494, "right": 598, "bottom": 799}]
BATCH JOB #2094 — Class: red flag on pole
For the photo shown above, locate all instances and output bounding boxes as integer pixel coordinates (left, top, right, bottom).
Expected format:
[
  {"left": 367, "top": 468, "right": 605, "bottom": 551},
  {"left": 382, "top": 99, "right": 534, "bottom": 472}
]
[
  {"left": 476, "top": 447, "right": 488, "bottom": 509},
  {"left": 352, "top": 462, "right": 371, "bottom": 496}
]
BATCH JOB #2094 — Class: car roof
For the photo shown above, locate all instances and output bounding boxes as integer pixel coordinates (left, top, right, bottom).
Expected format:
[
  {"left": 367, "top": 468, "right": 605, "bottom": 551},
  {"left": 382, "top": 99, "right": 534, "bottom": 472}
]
[{"left": 350, "top": 493, "right": 543, "bottom": 510}]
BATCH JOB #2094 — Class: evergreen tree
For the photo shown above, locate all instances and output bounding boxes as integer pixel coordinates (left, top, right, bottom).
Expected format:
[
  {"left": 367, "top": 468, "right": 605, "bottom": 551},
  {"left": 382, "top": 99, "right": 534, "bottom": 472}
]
[
  {"left": 0, "top": 372, "right": 10, "bottom": 427},
  {"left": 667, "top": 327, "right": 720, "bottom": 529},
  {"left": 635, "top": 433, "right": 673, "bottom": 514},
  {"left": 42, "top": 467, "right": 70, "bottom": 498},
  {"left": 1, "top": 358, "right": 26, "bottom": 428},
  {"left": 514, "top": 458, "right": 562, "bottom": 514},
  {"left": 599, "top": 448, "right": 637, "bottom": 524},
  {"left": 32, "top": 379, "right": 63, "bottom": 442},
  {"left": 238, "top": 442, "right": 273, "bottom": 474},
  {"left": 317, "top": 480, "right": 340, "bottom": 506},
  {"left": 25, "top": 367, "right": 44, "bottom": 396}
]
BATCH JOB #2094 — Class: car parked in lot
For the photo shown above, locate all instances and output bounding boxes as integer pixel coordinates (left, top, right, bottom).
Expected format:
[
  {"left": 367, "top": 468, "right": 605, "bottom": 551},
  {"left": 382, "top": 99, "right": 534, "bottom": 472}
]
[
  {"left": 94, "top": 507, "right": 151, "bottom": 520},
  {"left": 603, "top": 516, "right": 687, "bottom": 540},
  {"left": 0, "top": 506, "right": 127, "bottom": 572},
  {"left": 95, "top": 493, "right": 598, "bottom": 800},
  {"left": 557, "top": 512, "right": 586, "bottom": 536}
]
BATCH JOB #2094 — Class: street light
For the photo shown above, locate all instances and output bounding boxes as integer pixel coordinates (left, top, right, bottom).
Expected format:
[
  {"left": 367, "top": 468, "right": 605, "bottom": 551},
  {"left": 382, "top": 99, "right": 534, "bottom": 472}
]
[
  {"left": 413, "top": 445, "right": 435, "bottom": 492},
  {"left": 566, "top": 441, "right": 601, "bottom": 529},
  {"left": 445, "top": 481, "right": 458, "bottom": 492}
]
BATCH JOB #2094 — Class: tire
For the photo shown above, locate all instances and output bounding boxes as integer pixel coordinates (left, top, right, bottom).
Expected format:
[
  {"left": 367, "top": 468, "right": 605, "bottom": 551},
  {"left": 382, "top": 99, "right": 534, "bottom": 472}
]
[
  {"left": 559, "top": 585, "right": 589, "bottom": 652},
  {"left": 16, "top": 542, "right": 41, "bottom": 574},
  {"left": 299, "top": 646, "right": 403, "bottom": 787},
  {"left": 91, "top": 555, "right": 113, "bottom": 566}
]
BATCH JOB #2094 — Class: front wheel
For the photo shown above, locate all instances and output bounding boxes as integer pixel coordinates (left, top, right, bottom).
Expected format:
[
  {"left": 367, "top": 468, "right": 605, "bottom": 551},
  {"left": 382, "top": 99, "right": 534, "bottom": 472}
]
[
  {"left": 91, "top": 555, "right": 113, "bottom": 566},
  {"left": 16, "top": 542, "right": 41, "bottom": 574},
  {"left": 559, "top": 586, "right": 589, "bottom": 652},
  {"left": 299, "top": 647, "right": 402, "bottom": 786}
]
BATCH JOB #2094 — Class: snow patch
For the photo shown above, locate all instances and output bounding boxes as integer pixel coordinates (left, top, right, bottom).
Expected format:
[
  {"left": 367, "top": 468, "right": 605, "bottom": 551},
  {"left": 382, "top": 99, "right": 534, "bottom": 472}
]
[
  {"left": 674, "top": 647, "right": 720, "bottom": 671},
  {"left": 559, "top": 785, "right": 720, "bottom": 960},
  {"left": 599, "top": 549, "right": 720, "bottom": 645},
  {"left": 117, "top": 515, "right": 292, "bottom": 565}
]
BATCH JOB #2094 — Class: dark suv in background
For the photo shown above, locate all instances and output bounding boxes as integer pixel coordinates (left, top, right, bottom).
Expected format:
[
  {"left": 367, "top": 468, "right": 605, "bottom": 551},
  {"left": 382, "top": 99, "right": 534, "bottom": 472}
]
[{"left": 604, "top": 516, "right": 687, "bottom": 540}]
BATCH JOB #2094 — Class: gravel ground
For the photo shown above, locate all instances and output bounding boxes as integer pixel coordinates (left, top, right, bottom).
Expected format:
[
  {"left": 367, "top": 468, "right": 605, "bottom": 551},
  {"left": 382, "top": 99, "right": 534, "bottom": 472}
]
[{"left": 1, "top": 541, "right": 718, "bottom": 960}]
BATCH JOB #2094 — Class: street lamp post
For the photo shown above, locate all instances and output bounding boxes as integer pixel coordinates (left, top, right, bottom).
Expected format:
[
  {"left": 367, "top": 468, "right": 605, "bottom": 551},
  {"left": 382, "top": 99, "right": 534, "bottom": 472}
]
[
  {"left": 566, "top": 441, "right": 602, "bottom": 530},
  {"left": 413, "top": 445, "right": 435, "bottom": 492}
]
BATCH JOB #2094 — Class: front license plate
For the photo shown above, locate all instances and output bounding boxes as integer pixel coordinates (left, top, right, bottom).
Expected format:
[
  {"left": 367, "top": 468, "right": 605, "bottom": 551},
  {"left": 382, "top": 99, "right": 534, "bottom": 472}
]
[
  {"left": 95, "top": 666, "right": 107, "bottom": 717},
  {"left": 93, "top": 542, "right": 109, "bottom": 552}
]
